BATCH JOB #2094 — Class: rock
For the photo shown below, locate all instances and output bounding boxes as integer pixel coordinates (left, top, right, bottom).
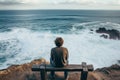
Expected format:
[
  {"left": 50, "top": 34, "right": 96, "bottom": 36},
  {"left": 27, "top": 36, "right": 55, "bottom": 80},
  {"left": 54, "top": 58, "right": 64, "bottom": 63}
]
[
  {"left": 96, "top": 27, "right": 107, "bottom": 33},
  {"left": 95, "top": 64, "right": 120, "bottom": 80},
  {"left": 110, "top": 64, "right": 120, "bottom": 70},
  {"left": 96, "top": 67, "right": 111, "bottom": 75},
  {"left": 118, "top": 60, "right": 120, "bottom": 64},
  {"left": 108, "top": 29, "right": 120, "bottom": 40},
  {"left": 96, "top": 27, "right": 120, "bottom": 40},
  {"left": 0, "top": 58, "right": 47, "bottom": 80},
  {"left": 90, "top": 29, "right": 94, "bottom": 31},
  {"left": 100, "top": 34, "right": 108, "bottom": 39}
]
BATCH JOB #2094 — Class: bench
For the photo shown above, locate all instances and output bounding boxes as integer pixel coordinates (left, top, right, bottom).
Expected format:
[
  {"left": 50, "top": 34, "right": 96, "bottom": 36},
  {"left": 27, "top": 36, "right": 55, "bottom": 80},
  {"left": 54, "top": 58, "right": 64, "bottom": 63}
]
[{"left": 32, "top": 62, "right": 94, "bottom": 80}]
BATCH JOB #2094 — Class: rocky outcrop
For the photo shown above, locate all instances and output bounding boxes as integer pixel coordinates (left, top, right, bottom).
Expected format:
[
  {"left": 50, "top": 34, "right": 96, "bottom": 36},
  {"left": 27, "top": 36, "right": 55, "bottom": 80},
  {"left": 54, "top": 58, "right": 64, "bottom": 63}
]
[
  {"left": 94, "top": 64, "right": 120, "bottom": 80},
  {"left": 96, "top": 28, "right": 120, "bottom": 40},
  {"left": 0, "top": 59, "right": 120, "bottom": 80},
  {"left": 0, "top": 58, "right": 47, "bottom": 80}
]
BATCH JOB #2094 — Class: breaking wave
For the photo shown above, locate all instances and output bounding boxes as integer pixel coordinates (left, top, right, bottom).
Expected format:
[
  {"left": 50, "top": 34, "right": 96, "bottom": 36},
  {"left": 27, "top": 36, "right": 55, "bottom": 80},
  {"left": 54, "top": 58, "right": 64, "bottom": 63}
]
[{"left": 0, "top": 21, "right": 120, "bottom": 69}]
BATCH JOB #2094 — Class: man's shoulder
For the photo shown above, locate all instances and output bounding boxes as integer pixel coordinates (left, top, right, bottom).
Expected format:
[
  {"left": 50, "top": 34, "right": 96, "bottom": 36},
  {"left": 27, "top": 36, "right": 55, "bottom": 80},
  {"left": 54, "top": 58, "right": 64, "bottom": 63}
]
[
  {"left": 52, "top": 47, "right": 67, "bottom": 50},
  {"left": 61, "top": 47, "right": 67, "bottom": 49},
  {"left": 51, "top": 47, "right": 56, "bottom": 50},
  {"left": 51, "top": 47, "right": 57, "bottom": 51}
]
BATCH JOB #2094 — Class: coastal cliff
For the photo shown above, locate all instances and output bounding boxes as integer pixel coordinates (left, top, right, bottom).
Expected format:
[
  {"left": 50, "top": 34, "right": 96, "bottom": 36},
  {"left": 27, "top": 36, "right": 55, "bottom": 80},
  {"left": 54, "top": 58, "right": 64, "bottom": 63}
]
[
  {"left": 0, "top": 58, "right": 120, "bottom": 80},
  {"left": 0, "top": 58, "right": 46, "bottom": 80}
]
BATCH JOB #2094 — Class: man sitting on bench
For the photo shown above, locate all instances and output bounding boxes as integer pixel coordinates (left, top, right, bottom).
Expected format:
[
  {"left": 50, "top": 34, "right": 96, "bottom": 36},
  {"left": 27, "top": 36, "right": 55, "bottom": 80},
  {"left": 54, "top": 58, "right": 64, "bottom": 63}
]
[{"left": 50, "top": 37, "right": 69, "bottom": 80}]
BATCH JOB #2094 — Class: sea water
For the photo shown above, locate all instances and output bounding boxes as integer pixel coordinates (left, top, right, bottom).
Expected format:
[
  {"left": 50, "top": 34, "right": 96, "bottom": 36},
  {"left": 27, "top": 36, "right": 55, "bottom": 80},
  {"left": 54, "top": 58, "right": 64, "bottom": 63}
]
[{"left": 0, "top": 10, "right": 120, "bottom": 69}]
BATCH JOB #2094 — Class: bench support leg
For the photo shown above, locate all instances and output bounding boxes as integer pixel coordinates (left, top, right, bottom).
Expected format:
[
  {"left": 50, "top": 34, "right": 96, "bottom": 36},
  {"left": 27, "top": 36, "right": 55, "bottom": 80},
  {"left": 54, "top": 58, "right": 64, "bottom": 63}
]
[
  {"left": 64, "top": 71, "right": 68, "bottom": 79},
  {"left": 80, "top": 71, "right": 88, "bottom": 80},
  {"left": 40, "top": 70, "right": 47, "bottom": 80}
]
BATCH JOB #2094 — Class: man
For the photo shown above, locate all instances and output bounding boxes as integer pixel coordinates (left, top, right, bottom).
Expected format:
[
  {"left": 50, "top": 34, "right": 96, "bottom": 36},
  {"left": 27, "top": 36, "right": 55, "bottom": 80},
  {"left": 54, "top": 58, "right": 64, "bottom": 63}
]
[{"left": 50, "top": 37, "right": 69, "bottom": 80}]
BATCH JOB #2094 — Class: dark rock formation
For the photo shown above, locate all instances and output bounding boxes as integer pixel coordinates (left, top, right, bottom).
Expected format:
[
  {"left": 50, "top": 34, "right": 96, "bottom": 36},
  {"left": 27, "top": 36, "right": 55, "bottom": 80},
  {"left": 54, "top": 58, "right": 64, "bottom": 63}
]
[
  {"left": 100, "top": 34, "right": 108, "bottom": 39},
  {"left": 96, "top": 27, "right": 120, "bottom": 40}
]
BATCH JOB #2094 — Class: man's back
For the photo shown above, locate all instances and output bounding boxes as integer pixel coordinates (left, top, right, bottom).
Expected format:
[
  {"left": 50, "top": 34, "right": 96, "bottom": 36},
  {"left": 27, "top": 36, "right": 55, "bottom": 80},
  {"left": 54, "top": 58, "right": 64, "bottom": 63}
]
[{"left": 50, "top": 47, "right": 68, "bottom": 67}]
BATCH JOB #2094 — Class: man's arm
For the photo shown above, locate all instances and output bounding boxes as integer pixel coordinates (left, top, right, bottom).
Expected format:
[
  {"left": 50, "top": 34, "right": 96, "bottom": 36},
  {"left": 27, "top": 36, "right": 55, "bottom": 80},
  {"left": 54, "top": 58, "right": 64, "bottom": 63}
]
[
  {"left": 65, "top": 48, "right": 69, "bottom": 60},
  {"left": 50, "top": 48, "right": 54, "bottom": 61}
]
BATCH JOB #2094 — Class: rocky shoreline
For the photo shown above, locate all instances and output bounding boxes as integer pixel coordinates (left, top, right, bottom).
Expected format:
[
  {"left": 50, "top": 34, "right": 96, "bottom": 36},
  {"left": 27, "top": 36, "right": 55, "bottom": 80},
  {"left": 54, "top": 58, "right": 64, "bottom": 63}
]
[
  {"left": 0, "top": 58, "right": 120, "bottom": 80},
  {"left": 95, "top": 27, "right": 120, "bottom": 40}
]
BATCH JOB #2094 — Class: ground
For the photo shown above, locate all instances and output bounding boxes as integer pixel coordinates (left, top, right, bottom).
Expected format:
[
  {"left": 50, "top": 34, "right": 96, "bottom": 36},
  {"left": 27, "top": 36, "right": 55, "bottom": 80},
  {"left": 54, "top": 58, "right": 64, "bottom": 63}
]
[{"left": 0, "top": 58, "right": 120, "bottom": 80}]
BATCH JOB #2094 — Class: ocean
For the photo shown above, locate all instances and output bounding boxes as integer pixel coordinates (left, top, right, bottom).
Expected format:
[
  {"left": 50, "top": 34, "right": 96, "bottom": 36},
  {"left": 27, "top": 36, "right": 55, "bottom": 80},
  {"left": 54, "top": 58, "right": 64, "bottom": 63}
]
[{"left": 0, "top": 10, "right": 120, "bottom": 69}]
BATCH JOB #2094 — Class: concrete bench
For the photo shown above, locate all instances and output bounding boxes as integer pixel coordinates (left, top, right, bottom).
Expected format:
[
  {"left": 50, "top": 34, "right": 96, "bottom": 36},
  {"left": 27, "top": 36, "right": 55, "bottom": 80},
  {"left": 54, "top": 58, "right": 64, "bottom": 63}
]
[{"left": 32, "top": 62, "right": 94, "bottom": 80}]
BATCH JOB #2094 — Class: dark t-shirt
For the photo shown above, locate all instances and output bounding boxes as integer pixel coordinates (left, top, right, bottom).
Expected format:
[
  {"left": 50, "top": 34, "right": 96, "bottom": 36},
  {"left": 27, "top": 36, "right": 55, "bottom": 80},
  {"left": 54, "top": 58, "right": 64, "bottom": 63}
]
[{"left": 50, "top": 47, "right": 69, "bottom": 67}]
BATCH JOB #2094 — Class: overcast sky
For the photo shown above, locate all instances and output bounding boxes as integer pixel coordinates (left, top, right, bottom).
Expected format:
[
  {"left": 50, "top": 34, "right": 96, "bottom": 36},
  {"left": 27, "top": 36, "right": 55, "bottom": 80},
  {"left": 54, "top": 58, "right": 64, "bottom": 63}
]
[{"left": 0, "top": 0, "right": 120, "bottom": 10}]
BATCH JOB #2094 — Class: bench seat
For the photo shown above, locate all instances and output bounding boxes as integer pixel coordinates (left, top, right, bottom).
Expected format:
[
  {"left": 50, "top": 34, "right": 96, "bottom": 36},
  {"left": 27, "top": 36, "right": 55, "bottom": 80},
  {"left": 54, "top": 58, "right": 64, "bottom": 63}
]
[
  {"left": 32, "top": 62, "right": 94, "bottom": 80},
  {"left": 32, "top": 64, "right": 93, "bottom": 71}
]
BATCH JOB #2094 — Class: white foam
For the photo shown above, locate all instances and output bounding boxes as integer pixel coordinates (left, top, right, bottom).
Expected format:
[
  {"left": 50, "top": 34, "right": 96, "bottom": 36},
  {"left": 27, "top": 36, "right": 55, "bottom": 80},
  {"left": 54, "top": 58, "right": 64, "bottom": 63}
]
[
  {"left": 0, "top": 25, "right": 120, "bottom": 69},
  {"left": 71, "top": 21, "right": 120, "bottom": 31}
]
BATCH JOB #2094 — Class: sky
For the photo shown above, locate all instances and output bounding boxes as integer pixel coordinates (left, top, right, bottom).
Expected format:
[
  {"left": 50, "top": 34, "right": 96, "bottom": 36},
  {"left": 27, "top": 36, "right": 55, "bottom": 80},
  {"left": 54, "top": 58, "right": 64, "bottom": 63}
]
[{"left": 0, "top": 0, "right": 120, "bottom": 10}]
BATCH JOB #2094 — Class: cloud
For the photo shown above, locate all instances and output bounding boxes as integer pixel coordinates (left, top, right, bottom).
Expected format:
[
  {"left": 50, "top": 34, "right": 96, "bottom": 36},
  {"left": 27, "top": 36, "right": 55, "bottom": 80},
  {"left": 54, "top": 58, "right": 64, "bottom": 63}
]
[
  {"left": 0, "top": 0, "right": 22, "bottom": 5},
  {"left": 0, "top": 0, "right": 120, "bottom": 10},
  {"left": 56, "top": 0, "right": 120, "bottom": 6},
  {"left": 0, "top": 0, "right": 120, "bottom": 5},
  {"left": 0, "top": 0, "right": 42, "bottom": 5}
]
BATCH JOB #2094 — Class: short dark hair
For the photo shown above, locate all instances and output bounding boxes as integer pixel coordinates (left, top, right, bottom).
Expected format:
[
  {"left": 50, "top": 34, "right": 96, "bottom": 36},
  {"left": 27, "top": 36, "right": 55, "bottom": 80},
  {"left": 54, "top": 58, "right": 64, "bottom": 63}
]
[{"left": 55, "top": 37, "right": 64, "bottom": 47}]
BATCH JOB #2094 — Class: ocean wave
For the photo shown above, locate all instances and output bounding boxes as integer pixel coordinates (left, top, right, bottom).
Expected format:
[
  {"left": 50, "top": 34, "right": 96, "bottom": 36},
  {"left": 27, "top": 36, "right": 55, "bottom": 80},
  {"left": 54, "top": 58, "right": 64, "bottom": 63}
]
[
  {"left": 32, "top": 17, "right": 79, "bottom": 21},
  {"left": 59, "top": 15, "right": 120, "bottom": 18},
  {"left": 0, "top": 27, "right": 120, "bottom": 69},
  {"left": 70, "top": 21, "right": 120, "bottom": 33},
  {"left": 0, "top": 17, "right": 79, "bottom": 21},
  {"left": 0, "top": 38, "right": 22, "bottom": 62}
]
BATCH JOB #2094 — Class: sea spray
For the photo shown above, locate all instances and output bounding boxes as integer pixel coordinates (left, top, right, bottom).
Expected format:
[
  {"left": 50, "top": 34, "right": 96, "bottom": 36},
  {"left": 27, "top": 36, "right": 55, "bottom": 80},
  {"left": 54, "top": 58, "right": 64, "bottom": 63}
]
[{"left": 0, "top": 27, "right": 120, "bottom": 69}]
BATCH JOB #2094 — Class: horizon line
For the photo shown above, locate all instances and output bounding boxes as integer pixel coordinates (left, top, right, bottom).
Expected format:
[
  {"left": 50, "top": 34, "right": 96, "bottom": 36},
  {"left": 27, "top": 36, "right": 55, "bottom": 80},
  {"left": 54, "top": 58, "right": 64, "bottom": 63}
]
[{"left": 0, "top": 9, "right": 120, "bottom": 11}]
